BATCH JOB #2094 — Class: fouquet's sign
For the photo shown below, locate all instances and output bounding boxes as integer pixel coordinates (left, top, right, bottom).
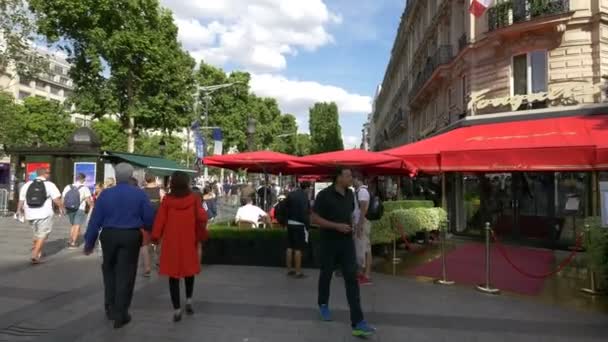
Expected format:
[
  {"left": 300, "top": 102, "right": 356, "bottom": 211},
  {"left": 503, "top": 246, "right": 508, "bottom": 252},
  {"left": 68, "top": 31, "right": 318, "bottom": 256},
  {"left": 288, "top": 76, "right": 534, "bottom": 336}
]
[{"left": 471, "top": 84, "right": 599, "bottom": 112}]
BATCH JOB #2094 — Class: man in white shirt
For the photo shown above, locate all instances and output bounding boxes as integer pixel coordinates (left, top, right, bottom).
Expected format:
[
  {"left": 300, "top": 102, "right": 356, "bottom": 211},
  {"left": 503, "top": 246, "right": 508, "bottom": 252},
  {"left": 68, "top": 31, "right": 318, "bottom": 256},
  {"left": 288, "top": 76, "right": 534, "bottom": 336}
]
[
  {"left": 235, "top": 197, "right": 270, "bottom": 228},
  {"left": 17, "top": 167, "right": 64, "bottom": 264},
  {"left": 353, "top": 176, "right": 372, "bottom": 285},
  {"left": 62, "top": 173, "right": 93, "bottom": 248}
]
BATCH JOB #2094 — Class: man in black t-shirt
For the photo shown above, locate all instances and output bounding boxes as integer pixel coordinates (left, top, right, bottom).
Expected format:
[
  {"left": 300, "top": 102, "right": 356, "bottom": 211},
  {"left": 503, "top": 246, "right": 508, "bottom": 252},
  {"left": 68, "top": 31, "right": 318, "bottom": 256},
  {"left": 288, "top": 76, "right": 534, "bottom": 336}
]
[
  {"left": 285, "top": 181, "right": 311, "bottom": 278},
  {"left": 312, "top": 167, "right": 376, "bottom": 338}
]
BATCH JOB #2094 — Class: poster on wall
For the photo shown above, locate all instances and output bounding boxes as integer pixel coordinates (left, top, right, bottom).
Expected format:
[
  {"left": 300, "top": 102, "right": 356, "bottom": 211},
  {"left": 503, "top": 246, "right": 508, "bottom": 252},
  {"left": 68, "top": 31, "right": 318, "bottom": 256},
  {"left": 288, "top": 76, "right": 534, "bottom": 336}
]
[
  {"left": 74, "top": 162, "right": 97, "bottom": 194},
  {"left": 26, "top": 162, "right": 50, "bottom": 180}
]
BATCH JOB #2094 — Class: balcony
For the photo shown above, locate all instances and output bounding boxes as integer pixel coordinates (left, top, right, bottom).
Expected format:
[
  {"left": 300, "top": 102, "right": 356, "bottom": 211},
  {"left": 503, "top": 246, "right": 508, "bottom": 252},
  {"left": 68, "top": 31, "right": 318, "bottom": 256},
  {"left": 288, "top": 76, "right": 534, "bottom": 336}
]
[
  {"left": 408, "top": 45, "right": 453, "bottom": 103},
  {"left": 488, "top": 0, "right": 570, "bottom": 32},
  {"left": 458, "top": 34, "right": 468, "bottom": 52}
]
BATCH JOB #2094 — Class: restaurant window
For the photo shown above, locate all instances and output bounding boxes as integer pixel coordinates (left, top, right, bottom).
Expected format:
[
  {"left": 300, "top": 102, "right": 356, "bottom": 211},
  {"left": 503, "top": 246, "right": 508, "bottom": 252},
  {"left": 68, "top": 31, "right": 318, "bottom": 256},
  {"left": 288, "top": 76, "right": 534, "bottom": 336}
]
[{"left": 512, "top": 51, "right": 548, "bottom": 108}]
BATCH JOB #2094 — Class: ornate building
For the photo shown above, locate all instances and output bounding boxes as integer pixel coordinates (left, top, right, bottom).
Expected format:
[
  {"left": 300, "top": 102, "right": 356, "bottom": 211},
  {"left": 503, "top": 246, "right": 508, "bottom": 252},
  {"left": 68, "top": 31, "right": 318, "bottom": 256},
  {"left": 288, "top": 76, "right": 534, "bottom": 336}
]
[{"left": 372, "top": 0, "right": 606, "bottom": 150}]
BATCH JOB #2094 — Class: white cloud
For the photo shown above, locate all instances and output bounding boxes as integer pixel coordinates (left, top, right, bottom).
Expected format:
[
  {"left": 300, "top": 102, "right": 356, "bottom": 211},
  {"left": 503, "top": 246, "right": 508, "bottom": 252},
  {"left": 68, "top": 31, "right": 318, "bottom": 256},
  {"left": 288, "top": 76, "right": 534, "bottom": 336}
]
[
  {"left": 250, "top": 73, "right": 372, "bottom": 115},
  {"left": 343, "top": 135, "right": 361, "bottom": 149},
  {"left": 162, "top": 0, "right": 340, "bottom": 71}
]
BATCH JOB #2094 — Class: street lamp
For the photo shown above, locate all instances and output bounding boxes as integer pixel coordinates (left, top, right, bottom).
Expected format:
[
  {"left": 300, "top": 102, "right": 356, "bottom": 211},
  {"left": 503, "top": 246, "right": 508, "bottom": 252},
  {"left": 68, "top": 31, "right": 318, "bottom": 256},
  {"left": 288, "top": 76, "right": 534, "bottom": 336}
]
[
  {"left": 159, "top": 137, "right": 167, "bottom": 157},
  {"left": 247, "top": 117, "right": 257, "bottom": 152}
]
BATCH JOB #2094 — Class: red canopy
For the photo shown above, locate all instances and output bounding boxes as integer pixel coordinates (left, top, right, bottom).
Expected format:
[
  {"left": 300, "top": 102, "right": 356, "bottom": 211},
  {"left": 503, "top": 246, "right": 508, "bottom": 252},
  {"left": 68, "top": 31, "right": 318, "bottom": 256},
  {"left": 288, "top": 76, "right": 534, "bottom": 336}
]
[
  {"left": 203, "top": 151, "right": 299, "bottom": 173},
  {"left": 439, "top": 115, "right": 606, "bottom": 172},
  {"left": 384, "top": 115, "right": 608, "bottom": 173},
  {"left": 294, "top": 149, "right": 415, "bottom": 176}
]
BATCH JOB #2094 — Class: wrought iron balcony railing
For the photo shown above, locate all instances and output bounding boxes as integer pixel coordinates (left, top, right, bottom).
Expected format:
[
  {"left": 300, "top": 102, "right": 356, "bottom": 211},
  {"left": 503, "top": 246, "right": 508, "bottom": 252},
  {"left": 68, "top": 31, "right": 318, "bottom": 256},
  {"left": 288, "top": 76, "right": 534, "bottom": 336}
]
[
  {"left": 408, "top": 45, "right": 453, "bottom": 102},
  {"left": 488, "top": 0, "right": 570, "bottom": 32}
]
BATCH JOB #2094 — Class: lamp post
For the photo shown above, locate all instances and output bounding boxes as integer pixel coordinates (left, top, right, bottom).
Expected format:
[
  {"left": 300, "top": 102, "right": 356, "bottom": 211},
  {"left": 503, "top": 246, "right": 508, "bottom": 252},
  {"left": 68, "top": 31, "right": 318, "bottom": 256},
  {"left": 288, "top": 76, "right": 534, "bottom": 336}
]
[
  {"left": 247, "top": 117, "right": 257, "bottom": 152},
  {"left": 159, "top": 137, "right": 167, "bottom": 157}
]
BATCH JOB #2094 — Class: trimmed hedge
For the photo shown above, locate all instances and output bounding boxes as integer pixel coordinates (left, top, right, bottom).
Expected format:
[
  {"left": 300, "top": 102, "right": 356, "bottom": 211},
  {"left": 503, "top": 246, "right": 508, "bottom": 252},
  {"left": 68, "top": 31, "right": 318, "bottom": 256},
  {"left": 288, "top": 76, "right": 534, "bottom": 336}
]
[
  {"left": 203, "top": 227, "right": 321, "bottom": 267},
  {"left": 584, "top": 217, "right": 608, "bottom": 287},
  {"left": 370, "top": 200, "right": 435, "bottom": 245}
]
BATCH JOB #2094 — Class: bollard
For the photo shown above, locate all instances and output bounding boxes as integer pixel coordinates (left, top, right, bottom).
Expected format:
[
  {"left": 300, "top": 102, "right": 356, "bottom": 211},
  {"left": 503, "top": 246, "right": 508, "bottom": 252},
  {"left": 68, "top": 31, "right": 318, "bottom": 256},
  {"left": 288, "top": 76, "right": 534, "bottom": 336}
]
[
  {"left": 476, "top": 222, "right": 500, "bottom": 295},
  {"left": 581, "top": 225, "right": 606, "bottom": 296},
  {"left": 435, "top": 220, "right": 454, "bottom": 286}
]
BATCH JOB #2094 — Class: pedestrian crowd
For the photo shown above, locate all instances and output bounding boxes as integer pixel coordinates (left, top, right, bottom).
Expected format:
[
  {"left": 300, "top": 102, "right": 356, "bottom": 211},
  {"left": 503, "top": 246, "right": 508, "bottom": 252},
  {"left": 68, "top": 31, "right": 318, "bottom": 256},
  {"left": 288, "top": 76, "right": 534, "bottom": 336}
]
[{"left": 15, "top": 164, "right": 377, "bottom": 337}]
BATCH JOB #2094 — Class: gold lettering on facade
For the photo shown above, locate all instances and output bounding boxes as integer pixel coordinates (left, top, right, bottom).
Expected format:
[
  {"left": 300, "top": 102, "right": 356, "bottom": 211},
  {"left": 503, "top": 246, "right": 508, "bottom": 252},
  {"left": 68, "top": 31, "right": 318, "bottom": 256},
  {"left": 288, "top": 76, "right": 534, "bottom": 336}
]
[{"left": 470, "top": 84, "right": 599, "bottom": 112}]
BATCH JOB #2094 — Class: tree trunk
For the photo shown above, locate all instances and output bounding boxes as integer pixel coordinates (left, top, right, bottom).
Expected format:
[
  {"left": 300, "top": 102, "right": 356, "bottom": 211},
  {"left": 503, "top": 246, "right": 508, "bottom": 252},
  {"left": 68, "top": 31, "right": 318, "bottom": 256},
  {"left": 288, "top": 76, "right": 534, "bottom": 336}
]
[{"left": 127, "top": 116, "right": 135, "bottom": 153}]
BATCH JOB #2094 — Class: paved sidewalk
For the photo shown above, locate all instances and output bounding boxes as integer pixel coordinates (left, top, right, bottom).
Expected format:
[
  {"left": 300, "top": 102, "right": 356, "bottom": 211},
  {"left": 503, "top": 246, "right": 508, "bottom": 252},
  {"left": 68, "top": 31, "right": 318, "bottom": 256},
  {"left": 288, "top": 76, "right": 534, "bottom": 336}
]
[{"left": 1, "top": 218, "right": 607, "bottom": 341}]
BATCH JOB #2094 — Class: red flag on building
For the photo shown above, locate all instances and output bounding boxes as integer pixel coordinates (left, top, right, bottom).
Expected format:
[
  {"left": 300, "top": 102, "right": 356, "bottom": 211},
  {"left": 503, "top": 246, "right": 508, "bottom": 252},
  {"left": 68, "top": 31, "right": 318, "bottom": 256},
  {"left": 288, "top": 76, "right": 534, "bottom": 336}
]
[{"left": 469, "top": 0, "right": 494, "bottom": 17}]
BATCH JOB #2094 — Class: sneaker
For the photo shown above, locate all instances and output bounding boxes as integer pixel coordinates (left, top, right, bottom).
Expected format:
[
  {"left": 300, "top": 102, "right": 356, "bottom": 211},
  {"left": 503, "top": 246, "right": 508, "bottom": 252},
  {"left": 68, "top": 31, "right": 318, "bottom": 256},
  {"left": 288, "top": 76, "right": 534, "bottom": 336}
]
[
  {"left": 185, "top": 303, "right": 194, "bottom": 315},
  {"left": 287, "top": 270, "right": 296, "bottom": 276},
  {"left": 352, "top": 320, "right": 376, "bottom": 337},
  {"left": 319, "top": 304, "right": 332, "bottom": 322},
  {"left": 358, "top": 275, "right": 373, "bottom": 286}
]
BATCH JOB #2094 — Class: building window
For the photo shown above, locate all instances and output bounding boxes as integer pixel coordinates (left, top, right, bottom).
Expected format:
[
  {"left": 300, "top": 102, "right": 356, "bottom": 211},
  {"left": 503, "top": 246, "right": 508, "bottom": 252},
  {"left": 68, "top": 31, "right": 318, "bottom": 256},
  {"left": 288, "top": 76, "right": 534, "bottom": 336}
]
[
  {"left": 461, "top": 75, "right": 467, "bottom": 109},
  {"left": 512, "top": 51, "right": 547, "bottom": 95},
  {"left": 50, "top": 85, "right": 61, "bottom": 95},
  {"left": 35, "top": 81, "right": 47, "bottom": 91},
  {"left": 19, "top": 78, "right": 31, "bottom": 86},
  {"left": 18, "top": 91, "right": 30, "bottom": 99},
  {"left": 53, "top": 65, "right": 64, "bottom": 75},
  {"left": 59, "top": 77, "right": 69, "bottom": 85}
]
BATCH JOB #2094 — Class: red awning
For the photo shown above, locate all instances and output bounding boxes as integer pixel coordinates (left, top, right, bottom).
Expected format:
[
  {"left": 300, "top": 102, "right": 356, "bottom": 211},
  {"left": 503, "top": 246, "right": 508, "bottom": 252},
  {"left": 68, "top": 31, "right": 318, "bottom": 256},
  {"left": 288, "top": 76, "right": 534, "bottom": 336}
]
[
  {"left": 383, "top": 115, "right": 608, "bottom": 172},
  {"left": 203, "top": 151, "right": 299, "bottom": 173},
  {"left": 294, "top": 149, "right": 415, "bottom": 176},
  {"left": 439, "top": 115, "right": 606, "bottom": 172}
]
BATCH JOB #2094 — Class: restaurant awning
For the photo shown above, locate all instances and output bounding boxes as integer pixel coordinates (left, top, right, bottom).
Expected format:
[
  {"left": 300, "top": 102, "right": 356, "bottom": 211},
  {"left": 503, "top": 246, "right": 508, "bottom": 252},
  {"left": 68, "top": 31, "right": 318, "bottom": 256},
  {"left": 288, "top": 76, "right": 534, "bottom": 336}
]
[
  {"left": 294, "top": 149, "right": 416, "bottom": 176},
  {"left": 203, "top": 150, "right": 300, "bottom": 174},
  {"left": 105, "top": 152, "right": 196, "bottom": 176},
  {"left": 384, "top": 115, "right": 608, "bottom": 173}
]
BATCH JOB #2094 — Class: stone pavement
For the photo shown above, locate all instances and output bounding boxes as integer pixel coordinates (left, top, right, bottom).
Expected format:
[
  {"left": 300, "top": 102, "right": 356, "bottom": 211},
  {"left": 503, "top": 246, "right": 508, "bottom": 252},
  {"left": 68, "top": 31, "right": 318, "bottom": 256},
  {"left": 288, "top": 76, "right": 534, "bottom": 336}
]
[{"left": 1, "top": 217, "right": 607, "bottom": 342}]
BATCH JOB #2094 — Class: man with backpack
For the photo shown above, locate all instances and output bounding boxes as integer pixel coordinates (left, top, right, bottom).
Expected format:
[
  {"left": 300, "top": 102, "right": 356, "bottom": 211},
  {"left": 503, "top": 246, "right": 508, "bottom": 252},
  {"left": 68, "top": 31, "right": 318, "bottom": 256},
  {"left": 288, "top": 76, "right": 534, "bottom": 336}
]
[
  {"left": 353, "top": 175, "right": 383, "bottom": 286},
  {"left": 17, "top": 167, "right": 64, "bottom": 264},
  {"left": 63, "top": 173, "right": 94, "bottom": 248},
  {"left": 277, "top": 181, "right": 311, "bottom": 278}
]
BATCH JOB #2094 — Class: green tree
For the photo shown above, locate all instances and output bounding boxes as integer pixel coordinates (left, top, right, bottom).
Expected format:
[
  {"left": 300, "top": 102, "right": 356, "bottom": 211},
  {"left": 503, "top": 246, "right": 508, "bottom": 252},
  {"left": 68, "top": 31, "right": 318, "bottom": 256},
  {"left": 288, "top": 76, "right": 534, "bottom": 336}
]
[
  {"left": 135, "top": 134, "right": 190, "bottom": 165},
  {"left": 295, "top": 134, "right": 312, "bottom": 156},
  {"left": 0, "top": 94, "right": 75, "bottom": 148},
  {"left": 91, "top": 118, "right": 128, "bottom": 152},
  {"left": 0, "top": 0, "right": 48, "bottom": 84},
  {"left": 271, "top": 114, "right": 298, "bottom": 154},
  {"left": 309, "top": 102, "right": 344, "bottom": 153},
  {"left": 30, "top": 0, "right": 196, "bottom": 152}
]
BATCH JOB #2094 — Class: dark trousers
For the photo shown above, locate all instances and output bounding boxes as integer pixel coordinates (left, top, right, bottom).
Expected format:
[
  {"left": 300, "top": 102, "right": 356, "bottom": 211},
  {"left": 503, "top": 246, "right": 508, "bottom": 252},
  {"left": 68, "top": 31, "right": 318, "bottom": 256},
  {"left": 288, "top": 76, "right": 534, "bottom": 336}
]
[
  {"left": 169, "top": 276, "right": 195, "bottom": 310},
  {"left": 100, "top": 228, "right": 142, "bottom": 321},
  {"left": 317, "top": 236, "right": 364, "bottom": 327}
]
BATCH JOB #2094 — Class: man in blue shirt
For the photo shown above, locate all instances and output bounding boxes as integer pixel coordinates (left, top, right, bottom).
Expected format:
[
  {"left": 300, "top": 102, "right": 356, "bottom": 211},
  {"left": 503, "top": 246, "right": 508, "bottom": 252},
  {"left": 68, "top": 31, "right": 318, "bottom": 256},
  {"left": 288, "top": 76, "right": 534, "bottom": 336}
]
[{"left": 84, "top": 163, "right": 155, "bottom": 329}]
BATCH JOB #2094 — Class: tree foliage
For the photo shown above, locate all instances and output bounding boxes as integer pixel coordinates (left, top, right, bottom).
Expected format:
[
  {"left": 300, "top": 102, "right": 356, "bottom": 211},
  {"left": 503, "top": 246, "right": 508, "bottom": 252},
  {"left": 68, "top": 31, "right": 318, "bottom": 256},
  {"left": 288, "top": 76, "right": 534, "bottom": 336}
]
[
  {"left": 295, "top": 134, "right": 312, "bottom": 156},
  {"left": 29, "top": 0, "right": 195, "bottom": 152},
  {"left": 135, "top": 134, "right": 191, "bottom": 165},
  {"left": 0, "top": 92, "right": 75, "bottom": 149},
  {"left": 270, "top": 114, "right": 298, "bottom": 154},
  {"left": 0, "top": 0, "right": 48, "bottom": 82},
  {"left": 309, "top": 102, "right": 344, "bottom": 153},
  {"left": 91, "top": 118, "right": 128, "bottom": 152}
]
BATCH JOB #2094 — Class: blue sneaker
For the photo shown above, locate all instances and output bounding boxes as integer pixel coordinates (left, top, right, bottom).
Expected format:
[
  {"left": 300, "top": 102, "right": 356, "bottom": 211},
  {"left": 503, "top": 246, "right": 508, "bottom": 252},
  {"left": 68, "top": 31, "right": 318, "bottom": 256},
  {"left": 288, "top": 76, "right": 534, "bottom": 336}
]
[
  {"left": 319, "top": 304, "right": 332, "bottom": 321},
  {"left": 352, "top": 320, "right": 376, "bottom": 337}
]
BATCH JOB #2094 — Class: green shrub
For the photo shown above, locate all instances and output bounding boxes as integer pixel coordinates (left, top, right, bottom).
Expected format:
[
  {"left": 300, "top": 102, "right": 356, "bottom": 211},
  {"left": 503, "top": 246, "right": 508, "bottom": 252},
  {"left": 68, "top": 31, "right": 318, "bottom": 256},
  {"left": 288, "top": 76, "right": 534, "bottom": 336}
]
[
  {"left": 370, "top": 200, "right": 436, "bottom": 245},
  {"left": 207, "top": 227, "right": 320, "bottom": 242},
  {"left": 391, "top": 207, "right": 448, "bottom": 235},
  {"left": 383, "top": 200, "right": 434, "bottom": 212},
  {"left": 584, "top": 217, "right": 608, "bottom": 286}
]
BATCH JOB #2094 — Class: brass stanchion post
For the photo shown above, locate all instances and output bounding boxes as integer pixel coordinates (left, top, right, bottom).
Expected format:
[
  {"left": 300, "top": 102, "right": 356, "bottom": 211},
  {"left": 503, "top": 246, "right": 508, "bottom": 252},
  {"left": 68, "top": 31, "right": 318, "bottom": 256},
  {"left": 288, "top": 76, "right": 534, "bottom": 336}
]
[
  {"left": 476, "top": 222, "right": 500, "bottom": 294},
  {"left": 581, "top": 225, "right": 606, "bottom": 295},
  {"left": 435, "top": 219, "right": 454, "bottom": 286},
  {"left": 392, "top": 218, "right": 401, "bottom": 265}
]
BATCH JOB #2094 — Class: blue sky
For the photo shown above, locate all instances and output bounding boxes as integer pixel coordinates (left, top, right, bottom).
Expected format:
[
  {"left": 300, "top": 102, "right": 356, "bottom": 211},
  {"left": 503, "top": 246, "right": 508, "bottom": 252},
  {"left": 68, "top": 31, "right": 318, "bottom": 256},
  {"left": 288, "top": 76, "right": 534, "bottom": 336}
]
[{"left": 161, "top": 0, "right": 406, "bottom": 148}]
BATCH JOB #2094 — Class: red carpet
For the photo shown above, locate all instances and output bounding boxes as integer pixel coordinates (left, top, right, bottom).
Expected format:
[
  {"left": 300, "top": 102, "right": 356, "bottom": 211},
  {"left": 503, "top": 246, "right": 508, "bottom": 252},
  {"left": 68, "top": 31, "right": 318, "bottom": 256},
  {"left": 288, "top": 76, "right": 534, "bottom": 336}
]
[{"left": 408, "top": 243, "right": 555, "bottom": 296}]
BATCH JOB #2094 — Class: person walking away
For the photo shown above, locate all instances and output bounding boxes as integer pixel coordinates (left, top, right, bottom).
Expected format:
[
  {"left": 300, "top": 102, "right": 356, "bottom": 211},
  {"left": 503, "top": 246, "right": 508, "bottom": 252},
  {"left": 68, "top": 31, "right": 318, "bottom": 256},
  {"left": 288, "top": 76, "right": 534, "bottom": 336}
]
[
  {"left": 17, "top": 167, "right": 64, "bottom": 264},
  {"left": 283, "top": 182, "right": 311, "bottom": 278},
  {"left": 151, "top": 172, "right": 208, "bottom": 322},
  {"left": 312, "top": 167, "right": 376, "bottom": 337},
  {"left": 353, "top": 176, "right": 372, "bottom": 285},
  {"left": 83, "top": 163, "right": 155, "bottom": 329},
  {"left": 142, "top": 173, "right": 164, "bottom": 277},
  {"left": 63, "top": 173, "right": 93, "bottom": 248},
  {"left": 202, "top": 187, "right": 217, "bottom": 221}
]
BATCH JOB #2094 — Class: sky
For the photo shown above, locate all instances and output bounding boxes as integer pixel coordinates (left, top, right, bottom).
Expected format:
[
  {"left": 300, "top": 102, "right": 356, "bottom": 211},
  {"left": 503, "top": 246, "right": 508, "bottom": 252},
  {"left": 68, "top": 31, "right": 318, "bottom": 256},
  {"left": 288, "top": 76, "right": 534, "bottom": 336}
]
[{"left": 160, "top": 0, "right": 406, "bottom": 149}]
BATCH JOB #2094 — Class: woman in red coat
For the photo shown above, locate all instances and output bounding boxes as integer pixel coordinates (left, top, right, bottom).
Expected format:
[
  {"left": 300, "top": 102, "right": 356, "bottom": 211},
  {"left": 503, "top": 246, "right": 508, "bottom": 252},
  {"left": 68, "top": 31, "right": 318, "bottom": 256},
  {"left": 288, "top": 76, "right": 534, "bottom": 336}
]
[{"left": 151, "top": 171, "right": 208, "bottom": 322}]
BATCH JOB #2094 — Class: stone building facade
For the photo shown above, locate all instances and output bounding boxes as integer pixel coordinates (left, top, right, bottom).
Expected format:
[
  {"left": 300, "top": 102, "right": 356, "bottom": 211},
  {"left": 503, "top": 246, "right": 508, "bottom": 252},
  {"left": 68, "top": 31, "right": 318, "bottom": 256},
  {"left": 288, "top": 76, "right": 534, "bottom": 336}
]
[{"left": 372, "top": 0, "right": 607, "bottom": 150}]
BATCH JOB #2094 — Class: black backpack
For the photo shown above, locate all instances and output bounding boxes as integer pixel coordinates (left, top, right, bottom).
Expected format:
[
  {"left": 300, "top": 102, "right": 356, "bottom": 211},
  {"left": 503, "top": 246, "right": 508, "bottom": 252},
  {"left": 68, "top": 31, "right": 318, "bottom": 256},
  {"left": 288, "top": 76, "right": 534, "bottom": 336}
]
[
  {"left": 26, "top": 180, "right": 47, "bottom": 208},
  {"left": 365, "top": 194, "right": 384, "bottom": 221},
  {"left": 275, "top": 197, "right": 288, "bottom": 226}
]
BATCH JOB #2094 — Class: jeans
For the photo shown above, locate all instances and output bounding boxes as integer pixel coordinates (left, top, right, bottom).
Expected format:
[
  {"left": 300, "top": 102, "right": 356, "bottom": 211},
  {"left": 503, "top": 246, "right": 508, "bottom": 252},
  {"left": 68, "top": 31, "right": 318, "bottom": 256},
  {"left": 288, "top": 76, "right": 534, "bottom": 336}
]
[
  {"left": 317, "top": 236, "right": 364, "bottom": 327},
  {"left": 100, "top": 228, "right": 142, "bottom": 321}
]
